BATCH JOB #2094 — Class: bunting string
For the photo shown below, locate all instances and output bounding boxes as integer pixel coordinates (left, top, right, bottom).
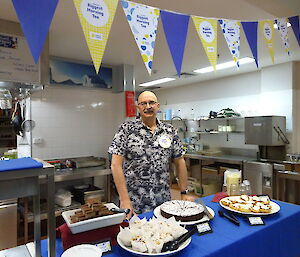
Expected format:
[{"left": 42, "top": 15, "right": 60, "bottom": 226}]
[{"left": 9, "top": 0, "right": 300, "bottom": 76}]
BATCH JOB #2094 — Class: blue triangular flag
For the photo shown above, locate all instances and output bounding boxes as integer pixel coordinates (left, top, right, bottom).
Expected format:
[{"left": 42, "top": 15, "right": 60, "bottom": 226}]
[
  {"left": 12, "top": 0, "right": 59, "bottom": 63},
  {"left": 289, "top": 16, "right": 300, "bottom": 47},
  {"left": 160, "top": 10, "right": 190, "bottom": 77},
  {"left": 242, "top": 21, "right": 258, "bottom": 68}
]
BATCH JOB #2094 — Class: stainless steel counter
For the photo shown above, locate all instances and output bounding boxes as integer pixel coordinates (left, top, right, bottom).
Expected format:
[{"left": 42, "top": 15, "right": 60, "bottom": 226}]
[
  {"left": 0, "top": 160, "right": 55, "bottom": 257},
  {"left": 184, "top": 153, "right": 255, "bottom": 165},
  {"left": 39, "top": 166, "right": 111, "bottom": 183}
]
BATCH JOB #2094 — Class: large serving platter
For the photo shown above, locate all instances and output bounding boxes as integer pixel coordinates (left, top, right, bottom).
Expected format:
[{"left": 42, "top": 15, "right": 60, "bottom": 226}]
[
  {"left": 219, "top": 196, "right": 280, "bottom": 216},
  {"left": 117, "top": 233, "right": 191, "bottom": 257},
  {"left": 62, "top": 203, "right": 126, "bottom": 234},
  {"left": 153, "top": 204, "right": 215, "bottom": 225}
]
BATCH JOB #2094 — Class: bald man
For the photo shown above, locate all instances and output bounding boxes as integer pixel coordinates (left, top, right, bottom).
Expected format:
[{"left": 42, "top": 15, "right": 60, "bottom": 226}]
[{"left": 108, "top": 91, "right": 191, "bottom": 218}]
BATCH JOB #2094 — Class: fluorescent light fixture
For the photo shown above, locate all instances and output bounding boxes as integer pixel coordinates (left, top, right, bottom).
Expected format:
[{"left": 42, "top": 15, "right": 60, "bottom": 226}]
[
  {"left": 274, "top": 22, "right": 291, "bottom": 29},
  {"left": 139, "top": 77, "right": 176, "bottom": 87},
  {"left": 193, "top": 57, "right": 255, "bottom": 74}
]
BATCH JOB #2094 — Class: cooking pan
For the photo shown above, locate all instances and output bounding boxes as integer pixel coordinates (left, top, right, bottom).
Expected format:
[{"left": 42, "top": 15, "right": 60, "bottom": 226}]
[{"left": 11, "top": 101, "right": 23, "bottom": 136}]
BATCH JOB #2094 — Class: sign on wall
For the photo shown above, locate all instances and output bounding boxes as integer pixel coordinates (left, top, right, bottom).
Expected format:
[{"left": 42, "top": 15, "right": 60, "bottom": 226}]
[
  {"left": 0, "top": 33, "right": 39, "bottom": 83},
  {"left": 49, "top": 58, "right": 112, "bottom": 89}
]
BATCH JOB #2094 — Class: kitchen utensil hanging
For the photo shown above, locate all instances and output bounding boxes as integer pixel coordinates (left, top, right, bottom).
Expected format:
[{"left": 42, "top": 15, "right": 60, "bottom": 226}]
[
  {"left": 11, "top": 101, "right": 24, "bottom": 136},
  {"left": 20, "top": 101, "right": 35, "bottom": 132}
]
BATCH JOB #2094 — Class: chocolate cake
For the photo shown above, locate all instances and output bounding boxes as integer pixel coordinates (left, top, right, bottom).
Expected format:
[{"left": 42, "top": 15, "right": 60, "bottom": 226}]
[{"left": 160, "top": 200, "right": 204, "bottom": 222}]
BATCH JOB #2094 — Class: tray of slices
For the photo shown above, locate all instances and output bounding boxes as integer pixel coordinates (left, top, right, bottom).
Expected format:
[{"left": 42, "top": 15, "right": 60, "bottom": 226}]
[
  {"left": 62, "top": 199, "right": 126, "bottom": 234},
  {"left": 219, "top": 195, "right": 280, "bottom": 216}
]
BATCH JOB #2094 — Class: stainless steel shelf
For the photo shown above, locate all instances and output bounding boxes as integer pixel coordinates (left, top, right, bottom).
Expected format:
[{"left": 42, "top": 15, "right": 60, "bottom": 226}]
[
  {"left": 27, "top": 201, "right": 81, "bottom": 223},
  {"left": 39, "top": 166, "right": 111, "bottom": 184},
  {"left": 195, "top": 131, "right": 244, "bottom": 134}
]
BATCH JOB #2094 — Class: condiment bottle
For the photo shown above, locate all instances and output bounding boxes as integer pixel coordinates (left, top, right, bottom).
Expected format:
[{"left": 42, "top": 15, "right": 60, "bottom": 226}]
[{"left": 243, "top": 180, "right": 252, "bottom": 195}]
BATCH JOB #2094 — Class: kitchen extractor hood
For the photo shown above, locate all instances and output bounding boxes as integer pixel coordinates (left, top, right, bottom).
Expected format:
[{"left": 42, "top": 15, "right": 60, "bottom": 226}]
[{"left": 0, "top": 81, "right": 44, "bottom": 99}]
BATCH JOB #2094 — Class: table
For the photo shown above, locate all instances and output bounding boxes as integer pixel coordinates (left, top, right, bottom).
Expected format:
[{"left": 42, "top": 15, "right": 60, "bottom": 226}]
[
  {"left": 42, "top": 195, "right": 300, "bottom": 257},
  {"left": 0, "top": 159, "right": 55, "bottom": 257}
]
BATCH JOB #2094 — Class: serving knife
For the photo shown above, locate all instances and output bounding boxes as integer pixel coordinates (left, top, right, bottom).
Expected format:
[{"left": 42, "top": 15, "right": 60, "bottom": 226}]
[{"left": 195, "top": 198, "right": 213, "bottom": 220}]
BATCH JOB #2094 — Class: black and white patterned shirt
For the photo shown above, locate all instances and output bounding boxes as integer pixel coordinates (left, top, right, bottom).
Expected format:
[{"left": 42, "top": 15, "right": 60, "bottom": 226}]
[{"left": 108, "top": 118, "right": 185, "bottom": 213}]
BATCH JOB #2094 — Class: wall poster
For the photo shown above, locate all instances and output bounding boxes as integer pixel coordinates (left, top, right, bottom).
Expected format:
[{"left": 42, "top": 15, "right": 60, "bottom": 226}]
[
  {"left": 49, "top": 58, "right": 112, "bottom": 89},
  {"left": 0, "top": 33, "right": 39, "bottom": 83}
]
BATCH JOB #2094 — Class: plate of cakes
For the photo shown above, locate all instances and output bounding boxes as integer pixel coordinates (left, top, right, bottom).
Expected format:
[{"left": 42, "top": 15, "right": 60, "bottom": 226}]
[
  {"left": 153, "top": 200, "right": 215, "bottom": 225},
  {"left": 117, "top": 216, "right": 191, "bottom": 256},
  {"left": 219, "top": 195, "right": 280, "bottom": 215},
  {"left": 62, "top": 200, "right": 126, "bottom": 234}
]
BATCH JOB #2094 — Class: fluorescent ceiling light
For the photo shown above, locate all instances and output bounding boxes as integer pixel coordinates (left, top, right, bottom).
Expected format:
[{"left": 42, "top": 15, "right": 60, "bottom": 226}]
[
  {"left": 193, "top": 57, "right": 255, "bottom": 74},
  {"left": 274, "top": 22, "right": 291, "bottom": 29},
  {"left": 139, "top": 77, "right": 176, "bottom": 87}
]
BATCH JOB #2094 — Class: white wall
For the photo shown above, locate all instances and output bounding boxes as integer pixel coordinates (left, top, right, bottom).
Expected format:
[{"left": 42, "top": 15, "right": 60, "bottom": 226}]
[
  {"left": 27, "top": 86, "right": 125, "bottom": 160},
  {"left": 156, "top": 62, "right": 294, "bottom": 153},
  {"left": 293, "top": 62, "right": 300, "bottom": 153}
]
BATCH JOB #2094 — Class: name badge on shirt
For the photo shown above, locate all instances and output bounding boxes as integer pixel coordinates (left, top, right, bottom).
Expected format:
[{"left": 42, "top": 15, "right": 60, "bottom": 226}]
[{"left": 158, "top": 135, "right": 171, "bottom": 148}]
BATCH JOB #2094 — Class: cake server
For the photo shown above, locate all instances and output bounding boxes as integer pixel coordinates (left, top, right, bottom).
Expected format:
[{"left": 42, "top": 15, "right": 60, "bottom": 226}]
[
  {"left": 110, "top": 208, "right": 130, "bottom": 215},
  {"left": 161, "top": 226, "right": 198, "bottom": 252},
  {"left": 195, "top": 198, "right": 213, "bottom": 220}
]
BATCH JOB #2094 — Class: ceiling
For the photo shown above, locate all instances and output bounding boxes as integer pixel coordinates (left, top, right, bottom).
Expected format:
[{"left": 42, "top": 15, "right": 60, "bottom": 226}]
[{"left": 0, "top": 0, "right": 299, "bottom": 89}]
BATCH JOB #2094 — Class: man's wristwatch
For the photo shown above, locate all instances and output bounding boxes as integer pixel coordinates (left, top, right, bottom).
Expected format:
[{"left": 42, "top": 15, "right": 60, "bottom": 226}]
[{"left": 180, "top": 189, "right": 189, "bottom": 195}]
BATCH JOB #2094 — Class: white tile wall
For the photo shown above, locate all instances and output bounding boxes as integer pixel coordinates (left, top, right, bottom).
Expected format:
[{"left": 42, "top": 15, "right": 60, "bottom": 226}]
[
  {"left": 156, "top": 62, "right": 294, "bottom": 152},
  {"left": 29, "top": 86, "right": 125, "bottom": 160}
]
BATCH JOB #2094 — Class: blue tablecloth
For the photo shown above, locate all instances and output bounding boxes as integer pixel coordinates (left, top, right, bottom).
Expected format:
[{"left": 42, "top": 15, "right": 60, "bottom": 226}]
[
  {"left": 0, "top": 157, "right": 43, "bottom": 172},
  {"left": 41, "top": 195, "right": 300, "bottom": 257}
]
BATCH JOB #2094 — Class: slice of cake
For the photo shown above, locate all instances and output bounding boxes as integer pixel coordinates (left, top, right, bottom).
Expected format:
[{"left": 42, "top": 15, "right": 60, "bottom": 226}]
[{"left": 160, "top": 200, "right": 204, "bottom": 222}]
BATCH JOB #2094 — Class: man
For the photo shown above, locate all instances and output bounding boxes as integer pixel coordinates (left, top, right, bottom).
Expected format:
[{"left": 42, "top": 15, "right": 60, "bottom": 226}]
[{"left": 108, "top": 91, "right": 192, "bottom": 219}]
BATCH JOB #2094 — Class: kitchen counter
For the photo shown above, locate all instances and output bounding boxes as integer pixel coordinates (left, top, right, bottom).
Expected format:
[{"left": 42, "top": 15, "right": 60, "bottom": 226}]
[
  {"left": 0, "top": 159, "right": 55, "bottom": 257},
  {"left": 184, "top": 153, "right": 255, "bottom": 165},
  {"left": 39, "top": 165, "right": 111, "bottom": 183}
]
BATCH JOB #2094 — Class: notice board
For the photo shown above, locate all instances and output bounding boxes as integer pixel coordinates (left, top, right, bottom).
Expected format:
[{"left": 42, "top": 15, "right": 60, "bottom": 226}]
[{"left": 0, "top": 33, "right": 39, "bottom": 83}]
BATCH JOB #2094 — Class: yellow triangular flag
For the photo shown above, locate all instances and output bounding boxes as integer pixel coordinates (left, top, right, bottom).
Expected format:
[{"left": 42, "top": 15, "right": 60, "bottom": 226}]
[
  {"left": 192, "top": 16, "right": 218, "bottom": 71},
  {"left": 73, "top": 0, "right": 118, "bottom": 73},
  {"left": 259, "top": 20, "right": 275, "bottom": 64}
]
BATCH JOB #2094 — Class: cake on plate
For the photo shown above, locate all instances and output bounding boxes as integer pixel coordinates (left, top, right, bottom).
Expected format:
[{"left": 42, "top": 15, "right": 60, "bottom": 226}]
[{"left": 160, "top": 200, "right": 204, "bottom": 222}]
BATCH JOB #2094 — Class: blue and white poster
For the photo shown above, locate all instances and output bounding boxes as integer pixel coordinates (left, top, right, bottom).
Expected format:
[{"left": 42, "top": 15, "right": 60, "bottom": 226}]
[
  {"left": 219, "top": 19, "right": 241, "bottom": 67},
  {"left": 50, "top": 59, "right": 112, "bottom": 89},
  {"left": 121, "top": 0, "right": 160, "bottom": 75}
]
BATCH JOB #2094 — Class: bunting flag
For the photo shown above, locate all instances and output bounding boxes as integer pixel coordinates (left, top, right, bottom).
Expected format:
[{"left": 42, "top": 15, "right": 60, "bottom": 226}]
[
  {"left": 11, "top": 0, "right": 59, "bottom": 63},
  {"left": 259, "top": 20, "right": 275, "bottom": 64},
  {"left": 276, "top": 18, "right": 290, "bottom": 56},
  {"left": 219, "top": 19, "right": 241, "bottom": 68},
  {"left": 192, "top": 17, "right": 218, "bottom": 71},
  {"left": 160, "top": 10, "right": 190, "bottom": 77},
  {"left": 73, "top": 0, "right": 118, "bottom": 73},
  {"left": 242, "top": 21, "right": 258, "bottom": 68},
  {"left": 121, "top": 0, "right": 160, "bottom": 75},
  {"left": 288, "top": 16, "right": 300, "bottom": 46}
]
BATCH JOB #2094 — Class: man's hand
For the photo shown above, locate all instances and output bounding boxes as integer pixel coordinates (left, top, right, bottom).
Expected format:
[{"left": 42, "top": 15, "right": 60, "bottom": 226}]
[{"left": 120, "top": 199, "right": 136, "bottom": 220}]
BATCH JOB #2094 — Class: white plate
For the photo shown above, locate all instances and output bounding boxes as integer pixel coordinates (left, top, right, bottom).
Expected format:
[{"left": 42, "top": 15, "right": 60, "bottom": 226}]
[
  {"left": 62, "top": 244, "right": 102, "bottom": 257},
  {"left": 62, "top": 203, "right": 126, "bottom": 234},
  {"left": 117, "top": 233, "right": 191, "bottom": 257},
  {"left": 219, "top": 196, "right": 281, "bottom": 216},
  {"left": 153, "top": 205, "right": 215, "bottom": 225}
]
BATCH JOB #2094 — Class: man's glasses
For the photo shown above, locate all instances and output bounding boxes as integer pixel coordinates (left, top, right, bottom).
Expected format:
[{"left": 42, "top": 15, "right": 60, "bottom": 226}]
[{"left": 138, "top": 101, "right": 157, "bottom": 107}]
